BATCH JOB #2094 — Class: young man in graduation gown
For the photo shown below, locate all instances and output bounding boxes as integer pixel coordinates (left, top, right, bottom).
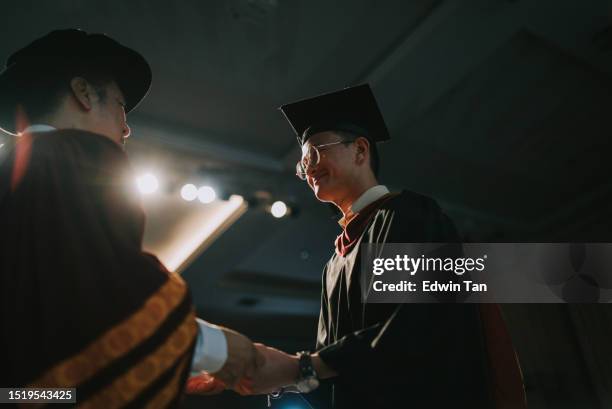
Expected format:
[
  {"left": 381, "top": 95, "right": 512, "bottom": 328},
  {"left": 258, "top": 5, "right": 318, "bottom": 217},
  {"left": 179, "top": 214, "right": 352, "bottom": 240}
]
[
  {"left": 231, "top": 85, "right": 527, "bottom": 409},
  {"left": 0, "top": 29, "right": 262, "bottom": 407}
]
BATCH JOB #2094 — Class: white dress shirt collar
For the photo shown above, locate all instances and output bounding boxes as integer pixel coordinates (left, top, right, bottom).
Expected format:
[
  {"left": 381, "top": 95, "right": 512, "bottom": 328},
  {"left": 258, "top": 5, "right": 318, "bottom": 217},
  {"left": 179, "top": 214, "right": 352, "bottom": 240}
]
[
  {"left": 351, "top": 185, "right": 390, "bottom": 213},
  {"left": 21, "top": 124, "right": 56, "bottom": 134},
  {"left": 339, "top": 185, "right": 390, "bottom": 227}
]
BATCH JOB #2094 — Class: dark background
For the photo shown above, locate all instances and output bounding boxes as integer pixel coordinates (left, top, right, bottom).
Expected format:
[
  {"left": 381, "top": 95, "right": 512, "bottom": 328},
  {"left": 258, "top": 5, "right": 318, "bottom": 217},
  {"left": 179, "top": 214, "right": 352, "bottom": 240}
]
[{"left": 2, "top": 1, "right": 612, "bottom": 408}]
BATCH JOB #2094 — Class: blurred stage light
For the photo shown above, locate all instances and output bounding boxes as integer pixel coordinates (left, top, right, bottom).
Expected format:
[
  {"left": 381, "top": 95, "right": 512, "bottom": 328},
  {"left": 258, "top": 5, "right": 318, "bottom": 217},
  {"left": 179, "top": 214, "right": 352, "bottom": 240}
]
[
  {"left": 136, "top": 173, "right": 159, "bottom": 194},
  {"left": 162, "top": 194, "right": 247, "bottom": 272},
  {"left": 271, "top": 200, "right": 288, "bottom": 218},
  {"left": 229, "top": 194, "right": 244, "bottom": 203},
  {"left": 180, "top": 184, "right": 198, "bottom": 201},
  {"left": 198, "top": 186, "right": 216, "bottom": 204}
]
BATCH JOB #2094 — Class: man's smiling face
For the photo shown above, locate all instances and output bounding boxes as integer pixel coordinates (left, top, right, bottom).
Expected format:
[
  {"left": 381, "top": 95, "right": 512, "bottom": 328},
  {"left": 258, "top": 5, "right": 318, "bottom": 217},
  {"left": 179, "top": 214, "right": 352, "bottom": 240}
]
[{"left": 302, "top": 131, "right": 357, "bottom": 203}]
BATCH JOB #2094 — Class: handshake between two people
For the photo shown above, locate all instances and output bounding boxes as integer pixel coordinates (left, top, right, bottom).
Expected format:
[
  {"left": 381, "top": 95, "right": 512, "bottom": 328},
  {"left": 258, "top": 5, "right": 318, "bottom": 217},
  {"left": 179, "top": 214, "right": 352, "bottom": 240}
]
[{"left": 186, "top": 327, "right": 336, "bottom": 396}]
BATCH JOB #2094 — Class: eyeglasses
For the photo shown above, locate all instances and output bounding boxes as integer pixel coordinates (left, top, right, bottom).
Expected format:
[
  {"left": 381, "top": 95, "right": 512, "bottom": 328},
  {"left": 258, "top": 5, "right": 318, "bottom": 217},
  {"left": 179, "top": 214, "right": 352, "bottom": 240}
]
[
  {"left": 295, "top": 139, "right": 354, "bottom": 180},
  {"left": 115, "top": 98, "right": 129, "bottom": 146}
]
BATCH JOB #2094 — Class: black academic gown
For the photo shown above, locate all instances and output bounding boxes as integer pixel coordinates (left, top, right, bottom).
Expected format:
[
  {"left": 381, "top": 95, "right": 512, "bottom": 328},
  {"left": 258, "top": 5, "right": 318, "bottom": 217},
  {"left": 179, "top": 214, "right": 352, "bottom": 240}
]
[
  {"left": 316, "top": 191, "right": 493, "bottom": 409},
  {"left": 0, "top": 130, "right": 196, "bottom": 408}
]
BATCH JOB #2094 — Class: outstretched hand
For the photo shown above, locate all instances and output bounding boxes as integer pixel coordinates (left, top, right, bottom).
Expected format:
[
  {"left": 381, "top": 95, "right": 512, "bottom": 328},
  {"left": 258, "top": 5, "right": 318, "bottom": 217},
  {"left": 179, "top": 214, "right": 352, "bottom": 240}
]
[
  {"left": 185, "top": 372, "right": 227, "bottom": 395},
  {"left": 185, "top": 327, "right": 265, "bottom": 395},
  {"left": 185, "top": 342, "right": 336, "bottom": 397},
  {"left": 213, "top": 328, "right": 266, "bottom": 387},
  {"left": 234, "top": 343, "right": 299, "bottom": 395}
]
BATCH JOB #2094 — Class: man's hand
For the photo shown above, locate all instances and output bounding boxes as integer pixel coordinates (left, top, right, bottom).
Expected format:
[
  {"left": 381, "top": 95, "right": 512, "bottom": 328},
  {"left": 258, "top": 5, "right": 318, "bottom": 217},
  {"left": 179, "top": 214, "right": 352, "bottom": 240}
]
[
  {"left": 186, "top": 327, "right": 265, "bottom": 394},
  {"left": 234, "top": 343, "right": 299, "bottom": 395},
  {"left": 185, "top": 371, "right": 226, "bottom": 395},
  {"left": 211, "top": 328, "right": 265, "bottom": 388}
]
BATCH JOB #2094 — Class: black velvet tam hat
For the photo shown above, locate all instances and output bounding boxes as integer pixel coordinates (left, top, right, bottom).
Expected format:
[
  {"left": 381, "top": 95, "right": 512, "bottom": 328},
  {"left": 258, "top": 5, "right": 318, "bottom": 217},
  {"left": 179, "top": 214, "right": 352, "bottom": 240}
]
[
  {"left": 280, "top": 84, "right": 390, "bottom": 146},
  {"left": 0, "top": 29, "right": 151, "bottom": 134}
]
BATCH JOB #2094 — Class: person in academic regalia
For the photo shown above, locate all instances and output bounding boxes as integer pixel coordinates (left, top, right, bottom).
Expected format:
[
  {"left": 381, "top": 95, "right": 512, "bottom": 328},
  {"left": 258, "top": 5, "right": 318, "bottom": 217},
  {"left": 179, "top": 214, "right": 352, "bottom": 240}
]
[
  {"left": 0, "top": 29, "right": 261, "bottom": 407},
  {"left": 234, "top": 84, "right": 527, "bottom": 409}
]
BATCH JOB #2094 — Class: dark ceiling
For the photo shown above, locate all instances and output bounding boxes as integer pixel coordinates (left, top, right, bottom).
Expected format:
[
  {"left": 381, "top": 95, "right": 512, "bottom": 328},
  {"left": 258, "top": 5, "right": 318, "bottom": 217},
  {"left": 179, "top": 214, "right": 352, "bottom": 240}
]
[{"left": 4, "top": 1, "right": 612, "bottom": 407}]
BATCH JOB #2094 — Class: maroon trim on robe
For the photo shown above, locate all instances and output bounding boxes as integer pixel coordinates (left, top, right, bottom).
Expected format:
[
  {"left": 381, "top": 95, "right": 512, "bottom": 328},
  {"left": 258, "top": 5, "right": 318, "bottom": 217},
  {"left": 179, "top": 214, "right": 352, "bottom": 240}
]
[
  {"left": 480, "top": 304, "right": 528, "bottom": 409},
  {"left": 335, "top": 193, "right": 399, "bottom": 256}
]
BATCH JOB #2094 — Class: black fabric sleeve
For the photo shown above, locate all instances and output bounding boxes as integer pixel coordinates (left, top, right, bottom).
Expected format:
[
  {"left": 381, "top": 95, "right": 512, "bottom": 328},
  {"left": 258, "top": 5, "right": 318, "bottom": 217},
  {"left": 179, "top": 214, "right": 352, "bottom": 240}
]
[
  {"left": 317, "top": 303, "right": 483, "bottom": 379},
  {"left": 0, "top": 131, "right": 197, "bottom": 387}
]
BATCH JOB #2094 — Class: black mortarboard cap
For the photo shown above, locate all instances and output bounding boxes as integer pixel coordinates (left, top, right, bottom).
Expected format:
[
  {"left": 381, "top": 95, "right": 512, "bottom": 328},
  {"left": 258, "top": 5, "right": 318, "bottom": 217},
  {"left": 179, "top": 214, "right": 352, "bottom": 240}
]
[
  {"left": 0, "top": 29, "right": 151, "bottom": 134},
  {"left": 279, "top": 84, "right": 390, "bottom": 146}
]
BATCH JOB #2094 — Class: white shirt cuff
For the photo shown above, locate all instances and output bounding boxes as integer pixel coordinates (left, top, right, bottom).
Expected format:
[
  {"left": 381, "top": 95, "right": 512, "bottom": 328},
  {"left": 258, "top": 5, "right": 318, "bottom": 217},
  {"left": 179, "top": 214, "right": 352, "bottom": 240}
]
[{"left": 191, "top": 318, "right": 228, "bottom": 373}]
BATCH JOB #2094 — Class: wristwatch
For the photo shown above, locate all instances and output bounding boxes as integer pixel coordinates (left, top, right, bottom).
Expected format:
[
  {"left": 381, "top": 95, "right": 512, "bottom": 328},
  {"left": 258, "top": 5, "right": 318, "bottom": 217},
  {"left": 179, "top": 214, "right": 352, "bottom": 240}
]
[
  {"left": 294, "top": 351, "right": 320, "bottom": 393},
  {"left": 267, "top": 351, "right": 320, "bottom": 406}
]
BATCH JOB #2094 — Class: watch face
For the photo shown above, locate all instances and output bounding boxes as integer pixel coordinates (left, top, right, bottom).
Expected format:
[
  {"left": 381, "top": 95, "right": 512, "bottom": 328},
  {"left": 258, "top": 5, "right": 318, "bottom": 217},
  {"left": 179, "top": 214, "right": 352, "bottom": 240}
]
[
  {"left": 308, "top": 378, "right": 320, "bottom": 389},
  {"left": 297, "top": 377, "right": 320, "bottom": 393},
  {"left": 296, "top": 383, "right": 308, "bottom": 393}
]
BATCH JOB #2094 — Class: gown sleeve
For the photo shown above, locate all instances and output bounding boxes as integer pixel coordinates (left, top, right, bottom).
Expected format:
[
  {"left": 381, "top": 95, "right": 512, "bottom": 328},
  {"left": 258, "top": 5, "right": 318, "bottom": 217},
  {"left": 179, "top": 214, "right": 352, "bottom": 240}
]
[{"left": 0, "top": 131, "right": 198, "bottom": 399}]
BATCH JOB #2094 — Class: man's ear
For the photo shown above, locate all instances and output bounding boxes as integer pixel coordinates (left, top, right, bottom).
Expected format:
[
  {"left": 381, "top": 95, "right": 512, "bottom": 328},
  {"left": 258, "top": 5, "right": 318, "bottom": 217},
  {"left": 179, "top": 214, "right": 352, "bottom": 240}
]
[
  {"left": 355, "top": 137, "right": 370, "bottom": 165},
  {"left": 70, "top": 77, "right": 93, "bottom": 111}
]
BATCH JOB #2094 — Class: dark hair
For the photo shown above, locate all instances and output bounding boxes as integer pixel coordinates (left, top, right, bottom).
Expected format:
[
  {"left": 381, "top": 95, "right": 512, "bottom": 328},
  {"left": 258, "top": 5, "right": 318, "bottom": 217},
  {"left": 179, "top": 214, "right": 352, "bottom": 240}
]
[
  {"left": 335, "top": 130, "right": 380, "bottom": 177},
  {"left": 14, "top": 64, "right": 114, "bottom": 123}
]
